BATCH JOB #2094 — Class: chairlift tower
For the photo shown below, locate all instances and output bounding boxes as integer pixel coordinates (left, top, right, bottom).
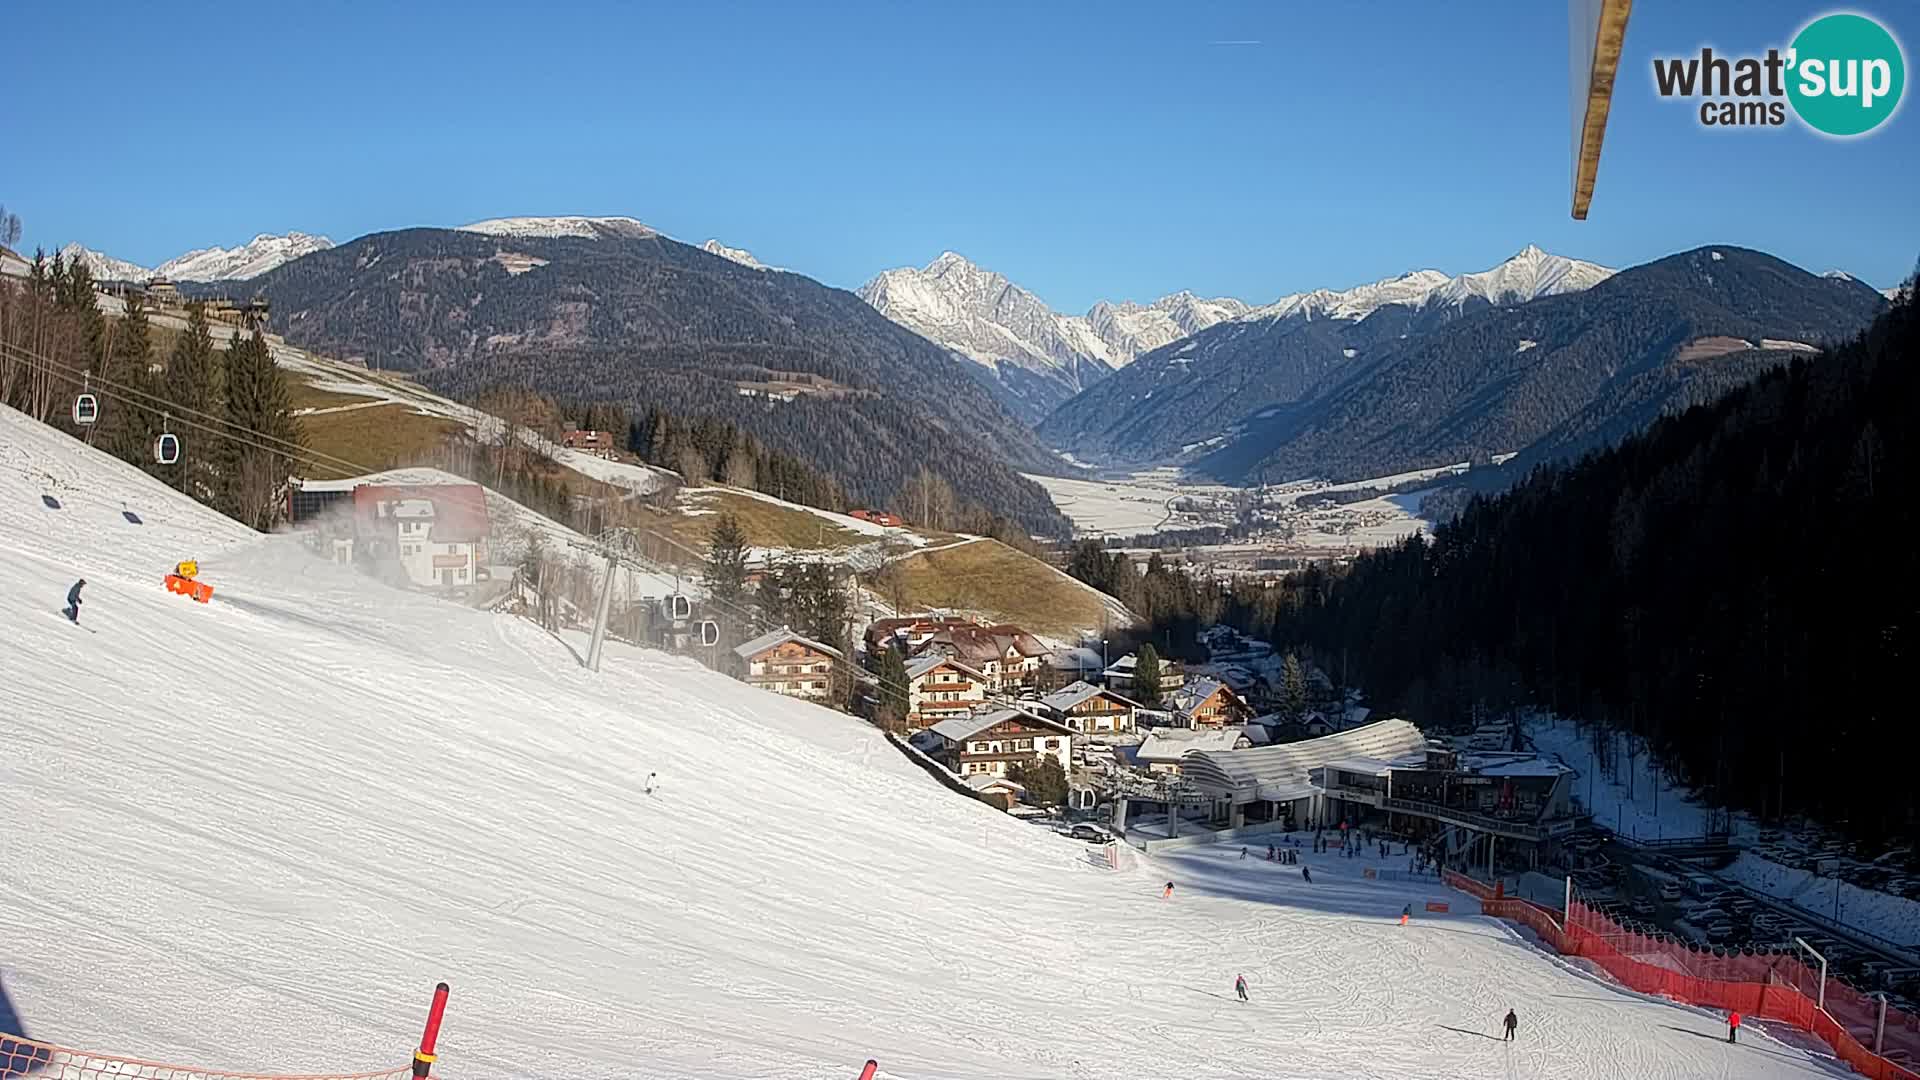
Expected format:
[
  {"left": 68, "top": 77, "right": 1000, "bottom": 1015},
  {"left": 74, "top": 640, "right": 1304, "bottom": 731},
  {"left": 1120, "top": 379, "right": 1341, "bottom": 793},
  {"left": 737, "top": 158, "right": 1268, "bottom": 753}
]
[{"left": 567, "top": 527, "right": 716, "bottom": 672}]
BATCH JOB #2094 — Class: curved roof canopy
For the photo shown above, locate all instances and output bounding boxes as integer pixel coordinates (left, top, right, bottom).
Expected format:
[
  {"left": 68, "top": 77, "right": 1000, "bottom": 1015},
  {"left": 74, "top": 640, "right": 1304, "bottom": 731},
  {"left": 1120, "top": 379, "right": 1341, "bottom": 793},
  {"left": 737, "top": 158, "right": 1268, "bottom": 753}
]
[{"left": 1181, "top": 719, "right": 1429, "bottom": 804}]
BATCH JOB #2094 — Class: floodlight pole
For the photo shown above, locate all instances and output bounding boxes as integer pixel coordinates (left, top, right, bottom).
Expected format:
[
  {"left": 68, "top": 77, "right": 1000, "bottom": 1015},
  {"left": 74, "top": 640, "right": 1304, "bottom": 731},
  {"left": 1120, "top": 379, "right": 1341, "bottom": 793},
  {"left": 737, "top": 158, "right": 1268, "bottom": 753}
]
[{"left": 1796, "top": 936, "right": 1829, "bottom": 1013}]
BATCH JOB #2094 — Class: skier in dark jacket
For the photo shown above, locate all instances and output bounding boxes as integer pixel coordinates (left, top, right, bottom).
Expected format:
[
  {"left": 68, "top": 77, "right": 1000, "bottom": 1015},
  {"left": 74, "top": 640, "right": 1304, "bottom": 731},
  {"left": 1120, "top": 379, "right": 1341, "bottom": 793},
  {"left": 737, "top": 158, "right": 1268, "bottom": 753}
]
[
  {"left": 65, "top": 579, "right": 85, "bottom": 623},
  {"left": 1302, "top": 866, "right": 1313, "bottom": 884},
  {"left": 1234, "top": 974, "right": 1249, "bottom": 1002},
  {"left": 1503, "top": 1009, "right": 1518, "bottom": 1041}
]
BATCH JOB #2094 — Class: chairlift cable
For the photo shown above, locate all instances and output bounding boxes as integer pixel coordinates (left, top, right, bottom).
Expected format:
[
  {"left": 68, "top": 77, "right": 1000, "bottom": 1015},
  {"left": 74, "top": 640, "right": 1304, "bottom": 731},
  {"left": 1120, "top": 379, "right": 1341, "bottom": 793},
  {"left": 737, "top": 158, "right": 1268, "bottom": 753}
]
[{"left": 11, "top": 342, "right": 967, "bottom": 706}]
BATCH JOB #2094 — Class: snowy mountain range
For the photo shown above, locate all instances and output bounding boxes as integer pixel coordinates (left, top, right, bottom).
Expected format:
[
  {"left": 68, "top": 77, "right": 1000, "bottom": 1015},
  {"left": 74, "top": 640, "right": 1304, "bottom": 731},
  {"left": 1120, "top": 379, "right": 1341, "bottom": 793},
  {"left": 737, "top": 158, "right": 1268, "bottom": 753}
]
[
  {"left": 1040, "top": 245, "right": 1622, "bottom": 465},
  {"left": 857, "top": 252, "right": 1249, "bottom": 424},
  {"left": 455, "top": 215, "right": 656, "bottom": 241},
  {"left": 1241, "top": 245, "right": 1615, "bottom": 324},
  {"left": 58, "top": 232, "right": 335, "bottom": 283},
  {"left": 1041, "top": 246, "right": 1887, "bottom": 483}
]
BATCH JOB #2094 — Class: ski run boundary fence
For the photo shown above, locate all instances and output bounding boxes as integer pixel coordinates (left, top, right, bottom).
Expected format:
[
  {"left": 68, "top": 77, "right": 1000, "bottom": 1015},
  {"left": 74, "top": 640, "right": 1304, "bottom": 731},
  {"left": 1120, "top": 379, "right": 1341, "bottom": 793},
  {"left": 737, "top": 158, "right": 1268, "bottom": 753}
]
[
  {"left": 1446, "top": 871, "right": 1920, "bottom": 1080},
  {"left": 0, "top": 983, "right": 450, "bottom": 1080}
]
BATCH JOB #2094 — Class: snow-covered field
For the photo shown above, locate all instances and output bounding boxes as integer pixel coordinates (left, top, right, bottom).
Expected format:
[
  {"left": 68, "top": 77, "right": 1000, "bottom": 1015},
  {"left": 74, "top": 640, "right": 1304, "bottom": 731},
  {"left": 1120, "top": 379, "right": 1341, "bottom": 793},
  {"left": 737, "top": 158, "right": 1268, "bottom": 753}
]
[
  {"left": 0, "top": 406, "right": 1850, "bottom": 1080},
  {"left": 1022, "top": 471, "right": 1199, "bottom": 536},
  {"left": 1026, "top": 466, "right": 1445, "bottom": 549}
]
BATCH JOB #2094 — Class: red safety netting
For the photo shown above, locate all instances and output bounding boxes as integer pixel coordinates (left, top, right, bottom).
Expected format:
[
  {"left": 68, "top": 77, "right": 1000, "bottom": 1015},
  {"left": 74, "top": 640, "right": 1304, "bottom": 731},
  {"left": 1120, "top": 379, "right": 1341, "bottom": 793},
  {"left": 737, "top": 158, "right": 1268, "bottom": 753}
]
[
  {"left": 0, "top": 1033, "right": 416, "bottom": 1080},
  {"left": 1446, "top": 870, "right": 1920, "bottom": 1080}
]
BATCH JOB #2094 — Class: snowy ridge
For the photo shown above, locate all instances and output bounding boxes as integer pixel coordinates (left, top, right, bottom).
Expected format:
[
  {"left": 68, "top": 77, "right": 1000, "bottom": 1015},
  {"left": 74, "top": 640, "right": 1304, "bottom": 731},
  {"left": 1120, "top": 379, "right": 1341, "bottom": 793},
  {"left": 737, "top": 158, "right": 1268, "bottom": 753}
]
[
  {"left": 699, "top": 239, "right": 771, "bottom": 270},
  {"left": 57, "top": 243, "right": 151, "bottom": 283},
  {"left": 858, "top": 252, "right": 1248, "bottom": 378},
  {"left": 0, "top": 404, "right": 1848, "bottom": 1080},
  {"left": 1247, "top": 245, "right": 1613, "bottom": 324},
  {"left": 456, "top": 216, "right": 656, "bottom": 240},
  {"left": 158, "top": 232, "right": 334, "bottom": 281},
  {"left": 57, "top": 233, "right": 334, "bottom": 283}
]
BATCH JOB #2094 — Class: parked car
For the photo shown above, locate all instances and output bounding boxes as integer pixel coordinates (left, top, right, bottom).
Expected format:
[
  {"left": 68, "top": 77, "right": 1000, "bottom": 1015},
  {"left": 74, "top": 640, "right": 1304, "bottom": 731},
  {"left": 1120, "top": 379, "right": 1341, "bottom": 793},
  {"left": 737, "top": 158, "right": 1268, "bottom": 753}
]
[{"left": 1067, "top": 823, "right": 1114, "bottom": 844}]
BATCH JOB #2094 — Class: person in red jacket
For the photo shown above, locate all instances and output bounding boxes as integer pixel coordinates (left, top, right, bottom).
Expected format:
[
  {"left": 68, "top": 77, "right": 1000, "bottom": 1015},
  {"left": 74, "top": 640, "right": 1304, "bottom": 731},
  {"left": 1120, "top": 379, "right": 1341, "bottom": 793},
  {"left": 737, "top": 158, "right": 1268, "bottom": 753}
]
[{"left": 1728, "top": 1011, "right": 1741, "bottom": 1044}]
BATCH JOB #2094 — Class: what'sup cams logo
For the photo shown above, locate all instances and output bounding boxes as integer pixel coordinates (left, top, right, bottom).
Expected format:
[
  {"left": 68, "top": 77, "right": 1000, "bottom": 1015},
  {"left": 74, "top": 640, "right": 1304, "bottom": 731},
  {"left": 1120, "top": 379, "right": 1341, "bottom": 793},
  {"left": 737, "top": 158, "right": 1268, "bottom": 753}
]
[{"left": 1653, "top": 12, "right": 1905, "bottom": 136}]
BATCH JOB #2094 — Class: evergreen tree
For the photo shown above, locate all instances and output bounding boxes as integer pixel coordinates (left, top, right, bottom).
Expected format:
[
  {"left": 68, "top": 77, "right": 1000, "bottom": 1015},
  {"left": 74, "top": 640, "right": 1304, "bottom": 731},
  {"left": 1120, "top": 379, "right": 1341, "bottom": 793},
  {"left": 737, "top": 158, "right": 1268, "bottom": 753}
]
[
  {"left": 705, "top": 511, "right": 750, "bottom": 608},
  {"left": 875, "top": 642, "right": 910, "bottom": 731},
  {"left": 1282, "top": 652, "right": 1308, "bottom": 720},
  {"left": 221, "top": 327, "right": 302, "bottom": 530},
  {"left": 1134, "top": 643, "right": 1163, "bottom": 707},
  {"left": 1007, "top": 756, "right": 1069, "bottom": 807},
  {"left": 158, "top": 303, "right": 219, "bottom": 498},
  {"left": 100, "top": 296, "right": 156, "bottom": 468}
]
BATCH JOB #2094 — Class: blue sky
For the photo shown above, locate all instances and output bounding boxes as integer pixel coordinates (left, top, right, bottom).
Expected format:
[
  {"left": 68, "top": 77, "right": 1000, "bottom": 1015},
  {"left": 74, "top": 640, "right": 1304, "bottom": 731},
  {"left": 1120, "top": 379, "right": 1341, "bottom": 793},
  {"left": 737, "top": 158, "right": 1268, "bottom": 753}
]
[{"left": 6, "top": 0, "right": 1915, "bottom": 310}]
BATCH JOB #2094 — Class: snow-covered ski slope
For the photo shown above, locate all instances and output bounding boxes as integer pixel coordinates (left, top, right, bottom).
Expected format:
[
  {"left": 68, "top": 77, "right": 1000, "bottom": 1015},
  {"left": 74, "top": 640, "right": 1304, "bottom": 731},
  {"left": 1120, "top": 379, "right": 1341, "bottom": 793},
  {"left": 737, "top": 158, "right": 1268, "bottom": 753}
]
[{"left": 0, "top": 406, "right": 1847, "bottom": 1080}]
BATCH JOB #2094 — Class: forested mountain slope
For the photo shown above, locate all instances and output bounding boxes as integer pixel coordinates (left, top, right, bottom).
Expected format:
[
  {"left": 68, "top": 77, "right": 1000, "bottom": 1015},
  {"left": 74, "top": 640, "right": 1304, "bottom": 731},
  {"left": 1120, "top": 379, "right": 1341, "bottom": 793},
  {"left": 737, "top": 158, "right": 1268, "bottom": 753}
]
[
  {"left": 1222, "top": 279, "right": 1918, "bottom": 839},
  {"left": 242, "top": 227, "right": 1071, "bottom": 533},
  {"left": 1205, "top": 247, "right": 1887, "bottom": 485}
]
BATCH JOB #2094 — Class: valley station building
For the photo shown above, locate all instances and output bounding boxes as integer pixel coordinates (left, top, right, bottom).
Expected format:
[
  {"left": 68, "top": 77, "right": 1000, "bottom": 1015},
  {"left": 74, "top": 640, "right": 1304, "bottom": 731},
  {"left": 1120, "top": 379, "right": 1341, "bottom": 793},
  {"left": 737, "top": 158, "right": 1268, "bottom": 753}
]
[{"left": 1118, "top": 718, "right": 1582, "bottom": 870}]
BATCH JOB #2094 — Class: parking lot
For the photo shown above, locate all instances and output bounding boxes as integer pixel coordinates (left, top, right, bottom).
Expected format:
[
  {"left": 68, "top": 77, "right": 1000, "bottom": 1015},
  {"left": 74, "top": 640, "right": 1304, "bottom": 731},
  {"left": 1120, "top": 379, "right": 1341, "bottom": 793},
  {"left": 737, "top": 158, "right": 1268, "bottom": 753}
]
[{"left": 1561, "top": 832, "right": 1920, "bottom": 1019}]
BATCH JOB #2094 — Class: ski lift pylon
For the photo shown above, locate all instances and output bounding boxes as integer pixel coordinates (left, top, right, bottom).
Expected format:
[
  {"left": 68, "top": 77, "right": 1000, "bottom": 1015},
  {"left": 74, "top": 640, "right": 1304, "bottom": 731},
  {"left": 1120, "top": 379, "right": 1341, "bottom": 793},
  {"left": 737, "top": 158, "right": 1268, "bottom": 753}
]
[
  {"left": 153, "top": 414, "right": 180, "bottom": 465},
  {"left": 72, "top": 372, "right": 98, "bottom": 426}
]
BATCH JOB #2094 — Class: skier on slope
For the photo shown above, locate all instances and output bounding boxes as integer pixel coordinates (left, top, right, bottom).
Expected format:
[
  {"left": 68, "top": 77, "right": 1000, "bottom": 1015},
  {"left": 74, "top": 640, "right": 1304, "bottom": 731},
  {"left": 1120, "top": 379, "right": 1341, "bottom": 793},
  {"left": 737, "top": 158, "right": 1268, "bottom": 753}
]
[
  {"left": 1301, "top": 866, "right": 1312, "bottom": 884},
  {"left": 1727, "top": 1010, "right": 1741, "bottom": 1044},
  {"left": 64, "top": 579, "right": 85, "bottom": 623},
  {"left": 1234, "top": 974, "right": 1249, "bottom": 1002},
  {"left": 644, "top": 772, "right": 658, "bottom": 796},
  {"left": 1401, "top": 903, "right": 1413, "bottom": 926},
  {"left": 1503, "top": 1009, "right": 1518, "bottom": 1041},
  {"left": 1163, "top": 881, "right": 1175, "bottom": 900}
]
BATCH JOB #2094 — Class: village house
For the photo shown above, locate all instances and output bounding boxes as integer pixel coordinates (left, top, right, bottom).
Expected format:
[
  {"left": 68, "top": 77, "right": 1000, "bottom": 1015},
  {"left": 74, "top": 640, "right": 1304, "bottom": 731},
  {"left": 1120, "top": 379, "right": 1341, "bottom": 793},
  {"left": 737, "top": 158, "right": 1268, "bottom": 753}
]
[
  {"left": 349, "top": 483, "right": 491, "bottom": 591},
  {"left": 964, "top": 773, "right": 1026, "bottom": 811},
  {"left": 1042, "top": 646, "right": 1106, "bottom": 691},
  {"left": 918, "top": 623, "right": 1050, "bottom": 693},
  {"left": 1033, "top": 680, "right": 1142, "bottom": 737},
  {"left": 910, "top": 706, "right": 1075, "bottom": 781},
  {"left": 848, "top": 508, "right": 905, "bottom": 527},
  {"left": 145, "top": 276, "right": 181, "bottom": 305},
  {"left": 732, "top": 628, "right": 844, "bottom": 701},
  {"left": 1101, "top": 652, "right": 1188, "bottom": 697},
  {"left": 1130, "top": 727, "right": 1250, "bottom": 775},
  {"left": 1167, "top": 677, "right": 1254, "bottom": 729},
  {"left": 561, "top": 428, "right": 618, "bottom": 459},
  {"left": 904, "top": 654, "right": 989, "bottom": 728},
  {"left": 863, "top": 614, "right": 980, "bottom": 658}
]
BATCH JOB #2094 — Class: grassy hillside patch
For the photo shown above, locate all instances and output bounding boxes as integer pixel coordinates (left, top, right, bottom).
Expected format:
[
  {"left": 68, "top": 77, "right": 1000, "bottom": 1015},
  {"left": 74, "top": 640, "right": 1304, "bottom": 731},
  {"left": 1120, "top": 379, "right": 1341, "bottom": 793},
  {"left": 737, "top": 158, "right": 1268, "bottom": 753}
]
[
  {"left": 888, "top": 539, "right": 1123, "bottom": 639},
  {"left": 298, "top": 403, "right": 467, "bottom": 478},
  {"left": 660, "top": 489, "right": 878, "bottom": 553},
  {"left": 288, "top": 380, "right": 386, "bottom": 412}
]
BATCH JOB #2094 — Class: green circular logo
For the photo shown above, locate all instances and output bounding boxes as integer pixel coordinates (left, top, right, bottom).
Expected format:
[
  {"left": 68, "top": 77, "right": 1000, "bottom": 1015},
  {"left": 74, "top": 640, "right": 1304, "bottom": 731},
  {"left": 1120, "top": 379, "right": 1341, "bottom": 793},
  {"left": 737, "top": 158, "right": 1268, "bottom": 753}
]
[{"left": 1787, "top": 13, "right": 1906, "bottom": 136}]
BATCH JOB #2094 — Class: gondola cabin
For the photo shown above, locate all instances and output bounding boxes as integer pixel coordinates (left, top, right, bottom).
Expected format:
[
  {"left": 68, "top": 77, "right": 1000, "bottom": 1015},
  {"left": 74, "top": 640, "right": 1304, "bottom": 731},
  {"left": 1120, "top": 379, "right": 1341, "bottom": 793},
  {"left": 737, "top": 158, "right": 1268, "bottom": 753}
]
[
  {"left": 72, "top": 393, "right": 98, "bottom": 425},
  {"left": 153, "top": 432, "right": 180, "bottom": 465}
]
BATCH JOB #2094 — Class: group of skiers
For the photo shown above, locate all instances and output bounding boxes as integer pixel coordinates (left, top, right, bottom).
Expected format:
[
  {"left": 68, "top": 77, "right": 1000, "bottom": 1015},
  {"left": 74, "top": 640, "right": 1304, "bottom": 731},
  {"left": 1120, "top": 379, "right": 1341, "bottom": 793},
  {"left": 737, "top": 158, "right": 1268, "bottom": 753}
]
[{"left": 1241, "top": 843, "right": 1301, "bottom": 865}]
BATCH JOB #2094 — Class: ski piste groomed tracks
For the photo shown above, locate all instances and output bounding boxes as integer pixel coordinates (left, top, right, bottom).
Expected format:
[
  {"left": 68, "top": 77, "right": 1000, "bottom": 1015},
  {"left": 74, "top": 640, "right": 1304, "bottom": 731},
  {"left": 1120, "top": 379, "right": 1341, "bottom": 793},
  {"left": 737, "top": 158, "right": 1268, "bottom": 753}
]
[{"left": 0, "top": 403, "right": 1853, "bottom": 1078}]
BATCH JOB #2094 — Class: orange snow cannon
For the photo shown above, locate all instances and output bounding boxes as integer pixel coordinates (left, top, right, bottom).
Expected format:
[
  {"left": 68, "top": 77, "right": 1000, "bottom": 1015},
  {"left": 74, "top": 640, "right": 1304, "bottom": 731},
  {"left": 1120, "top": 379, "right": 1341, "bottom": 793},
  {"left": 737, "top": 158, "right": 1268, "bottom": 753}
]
[{"left": 164, "top": 573, "right": 214, "bottom": 603}]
